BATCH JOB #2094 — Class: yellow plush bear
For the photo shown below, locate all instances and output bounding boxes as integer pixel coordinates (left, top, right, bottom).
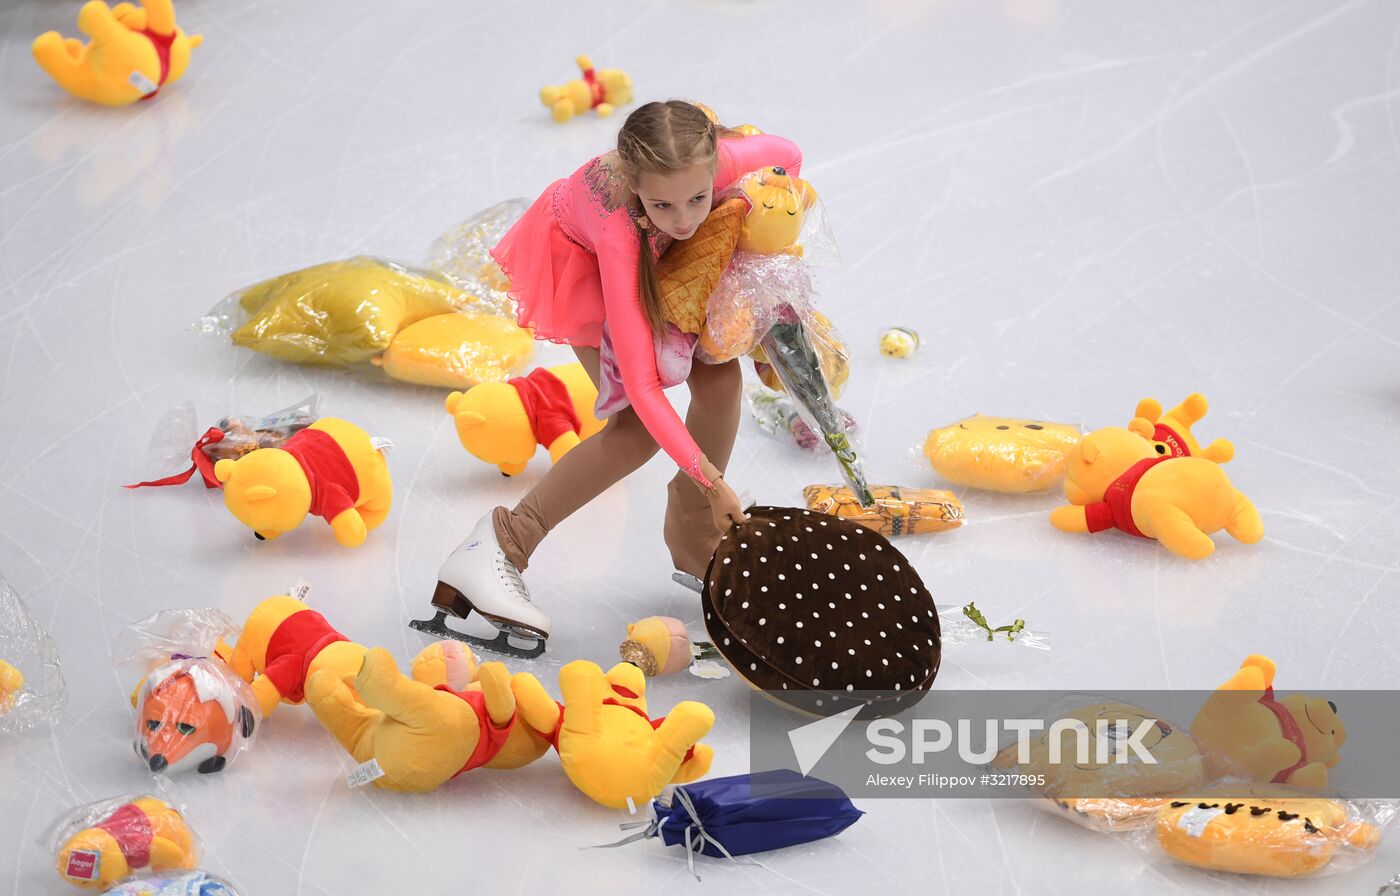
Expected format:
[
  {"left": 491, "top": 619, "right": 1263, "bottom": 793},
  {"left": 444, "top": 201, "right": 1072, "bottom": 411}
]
[
  {"left": 539, "top": 55, "right": 632, "bottom": 123},
  {"left": 306, "top": 653, "right": 714, "bottom": 807},
  {"left": 1050, "top": 427, "right": 1263, "bottom": 560},
  {"left": 0, "top": 658, "right": 23, "bottom": 712},
  {"left": 1190, "top": 655, "right": 1345, "bottom": 790},
  {"left": 54, "top": 796, "right": 196, "bottom": 888},
  {"left": 213, "top": 418, "right": 392, "bottom": 546},
  {"left": 446, "top": 363, "right": 605, "bottom": 476},
  {"left": 1129, "top": 393, "right": 1235, "bottom": 463},
  {"left": 33, "top": 0, "right": 202, "bottom": 106},
  {"left": 737, "top": 166, "right": 818, "bottom": 256},
  {"left": 213, "top": 595, "right": 455, "bottom": 718}
]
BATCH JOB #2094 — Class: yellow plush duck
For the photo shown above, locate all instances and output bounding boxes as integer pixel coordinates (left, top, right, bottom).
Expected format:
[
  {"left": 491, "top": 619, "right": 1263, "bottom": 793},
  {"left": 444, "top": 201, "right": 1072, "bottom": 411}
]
[
  {"left": 214, "top": 418, "right": 392, "bottom": 546},
  {"left": 1190, "top": 654, "right": 1345, "bottom": 790},
  {"left": 33, "top": 0, "right": 202, "bottom": 106},
  {"left": 1129, "top": 392, "right": 1235, "bottom": 463},
  {"left": 1049, "top": 426, "right": 1263, "bottom": 560},
  {"left": 446, "top": 363, "right": 606, "bottom": 476},
  {"left": 540, "top": 55, "right": 632, "bottom": 123},
  {"left": 306, "top": 654, "right": 714, "bottom": 807}
]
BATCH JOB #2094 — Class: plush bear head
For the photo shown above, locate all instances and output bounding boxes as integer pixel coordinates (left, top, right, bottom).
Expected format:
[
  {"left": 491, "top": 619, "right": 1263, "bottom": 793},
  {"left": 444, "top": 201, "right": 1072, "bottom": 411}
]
[
  {"left": 214, "top": 450, "right": 312, "bottom": 540},
  {"left": 737, "top": 167, "right": 818, "bottom": 255},
  {"left": 1061, "top": 427, "right": 1159, "bottom": 506}
]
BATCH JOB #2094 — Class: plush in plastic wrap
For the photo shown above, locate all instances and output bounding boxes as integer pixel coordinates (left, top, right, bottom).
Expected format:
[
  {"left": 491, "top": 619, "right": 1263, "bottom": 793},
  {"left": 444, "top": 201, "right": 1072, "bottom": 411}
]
[
  {"left": 126, "top": 397, "right": 319, "bottom": 490},
  {"left": 100, "top": 871, "right": 241, "bottom": 896},
  {"left": 112, "top": 610, "right": 260, "bottom": 776},
  {"left": 746, "top": 385, "right": 855, "bottom": 452},
  {"left": 49, "top": 794, "right": 200, "bottom": 889},
  {"left": 0, "top": 575, "right": 65, "bottom": 734},
  {"left": 922, "top": 414, "right": 1084, "bottom": 494},
  {"left": 803, "top": 484, "right": 963, "bottom": 537},
  {"left": 199, "top": 256, "right": 534, "bottom": 388}
]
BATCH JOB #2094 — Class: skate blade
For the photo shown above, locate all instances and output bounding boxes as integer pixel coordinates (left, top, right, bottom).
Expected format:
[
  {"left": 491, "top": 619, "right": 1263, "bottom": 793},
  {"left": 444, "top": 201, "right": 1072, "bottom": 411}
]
[
  {"left": 409, "top": 611, "right": 546, "bottom": 660},
  {"left": 672, "top": 572, "right": 704, "bottom": 594}
]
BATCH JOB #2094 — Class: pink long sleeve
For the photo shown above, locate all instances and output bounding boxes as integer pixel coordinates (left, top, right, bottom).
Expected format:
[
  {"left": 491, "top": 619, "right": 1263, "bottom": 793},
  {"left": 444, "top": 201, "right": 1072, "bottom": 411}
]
[{"left": 560, "top": 134, "right": 804, "bottom": 486}]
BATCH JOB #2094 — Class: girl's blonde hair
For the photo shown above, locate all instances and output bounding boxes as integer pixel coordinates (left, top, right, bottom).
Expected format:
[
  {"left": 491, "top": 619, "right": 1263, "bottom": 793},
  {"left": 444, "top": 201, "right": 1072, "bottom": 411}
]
[{"left": 616, "top": 100, "right": 741, "bottom": 334}]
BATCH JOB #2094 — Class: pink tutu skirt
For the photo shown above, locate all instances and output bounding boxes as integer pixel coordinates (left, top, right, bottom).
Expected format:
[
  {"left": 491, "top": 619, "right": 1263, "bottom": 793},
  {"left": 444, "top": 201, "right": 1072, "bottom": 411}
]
[{"left": 491, "top": 180, "right": 607, "bottom": 348}]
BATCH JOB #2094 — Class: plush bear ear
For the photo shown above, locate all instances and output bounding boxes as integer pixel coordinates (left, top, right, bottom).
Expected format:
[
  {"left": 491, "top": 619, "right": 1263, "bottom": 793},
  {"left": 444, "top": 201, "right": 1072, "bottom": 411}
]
[
  {"left": 245, "top": 485, "right": 278, "bottom": 502},
  {"left": 445, "top": 391, "right": 464, "bottom": 414},
  {"left": 214, "top": 459, "right": 235, "bottom": 483},
  {"left": 238, "top": 705, "right": 256, "bottom": 738},
  {"left": 1080, "top": 436, "right": 1100, "bottom": 465}
]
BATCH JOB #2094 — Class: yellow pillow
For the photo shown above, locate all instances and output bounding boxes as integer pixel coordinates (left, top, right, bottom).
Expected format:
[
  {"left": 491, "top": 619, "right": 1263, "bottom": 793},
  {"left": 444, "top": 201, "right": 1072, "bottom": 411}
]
[
  {"left": 231, "top": 257, "right": 463, "bottom": 366},
  {"left": 373, "top": 313, "right": 535, "bottom": 389}
]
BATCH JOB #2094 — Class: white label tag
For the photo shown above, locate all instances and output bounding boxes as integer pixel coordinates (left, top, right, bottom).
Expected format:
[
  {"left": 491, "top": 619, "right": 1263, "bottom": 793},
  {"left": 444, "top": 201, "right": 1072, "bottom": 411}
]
[
  {"left": 370, "top": 437, "right": 394, "bottom": 453},
  {"left": 290, "top": 579, "right": 312, "bottom": 603},
  {"left": 626, "top": 796, "right": 637, "bottom": 815},
  {"left": 347, "top": 758, "right": 385, "bottom": 788},
  {"left": 1176, "top": 805, "right": 1225, "bottom": 838},
  {"left": 128, "top": 70, "right": 158, "bottom": 95}
]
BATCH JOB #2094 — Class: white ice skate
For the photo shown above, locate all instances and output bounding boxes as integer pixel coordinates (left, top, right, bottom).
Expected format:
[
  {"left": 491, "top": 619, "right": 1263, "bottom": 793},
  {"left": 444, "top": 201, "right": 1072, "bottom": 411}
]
[{"left": 409, "top": 514, "right": 551, "bottom": 659}]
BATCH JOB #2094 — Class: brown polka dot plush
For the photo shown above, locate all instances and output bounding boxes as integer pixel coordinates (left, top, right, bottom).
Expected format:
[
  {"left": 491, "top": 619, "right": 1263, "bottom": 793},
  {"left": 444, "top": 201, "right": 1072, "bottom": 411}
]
[{"left": 702, "top": 506, "right": 941, "bottom": 713}]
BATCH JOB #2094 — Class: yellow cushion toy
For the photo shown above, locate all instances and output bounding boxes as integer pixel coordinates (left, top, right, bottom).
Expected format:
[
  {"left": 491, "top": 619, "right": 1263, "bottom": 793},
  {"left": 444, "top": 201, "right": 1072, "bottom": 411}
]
[
  {"left": 230, "top": 257, "right": 463, "bottom": 366},
  {"left": 446, "top": 362, "right": 605, "bottom": 476},
  {"left": 32, "top": 0, "right": 202, "bottom": 107},
  {"left": 1049, "top": 426, "right": 1264, "bottom": 560},
  {"left": 1155, "top": 785, "right": 1378, "bottom": 877},
  {"left": 923, "top": 414, "right": 1083, "bottom": 494},
  {"left": 1189, "top": 654, "right": 1345, "bottom": 790},
  {"left": 213, "top": 418, "right": 392, "bottom": 547},
  {"left": 371, "top": 312, "right": 535, "bottom": 389},
  {"left": 1129, "top": 392, "right": 1235, "bottom": 463}
]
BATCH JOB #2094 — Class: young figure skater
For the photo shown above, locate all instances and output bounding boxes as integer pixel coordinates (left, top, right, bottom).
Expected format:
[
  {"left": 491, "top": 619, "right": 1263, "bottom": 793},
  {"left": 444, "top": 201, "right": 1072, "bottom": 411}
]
[{"left": 424, "top": 101, "right": 803, "bottom": 656}]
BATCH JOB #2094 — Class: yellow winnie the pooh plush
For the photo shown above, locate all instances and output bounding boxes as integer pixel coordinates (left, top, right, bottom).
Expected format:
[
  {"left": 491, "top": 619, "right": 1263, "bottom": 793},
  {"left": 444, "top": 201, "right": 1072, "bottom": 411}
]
[
  {"left": 539, "top": 55, "right": 632, "bottom": 123},
  {"left": 1128, "top": 392, "right": 1235, "bottom": 463},
  {"left": 1050, "top": 426, "right": 1263, "bottom": 560},
  {"left": 1190, "top": 654, "right": 1345, "bottom": 790},
  {"left": 214, "top": 418, "right": 392, "bottom": 546},
  {"left": 446, "top": 362, "right": 605, "bottom": 476},
  {"left": 33, "top": 0, "right": 202, "bottom": 106}
]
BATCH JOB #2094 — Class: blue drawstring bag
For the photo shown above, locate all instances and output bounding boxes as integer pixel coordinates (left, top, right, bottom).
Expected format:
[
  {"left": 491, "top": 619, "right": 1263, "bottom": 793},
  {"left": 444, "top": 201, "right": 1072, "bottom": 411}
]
[{"left": 596, "top": 770, "right": 863, "bottom": 878}]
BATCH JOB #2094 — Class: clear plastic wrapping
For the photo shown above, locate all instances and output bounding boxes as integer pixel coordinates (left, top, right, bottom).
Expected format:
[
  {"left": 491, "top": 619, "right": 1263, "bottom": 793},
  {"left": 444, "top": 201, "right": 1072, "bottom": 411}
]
[
  {"left": 922, "top": 414, "right": 1084, "bottom": 494},
  {"left": 745, "top": 385, "right": 855, "bottom": 451},
  {"left": 48, "top": 793, "right": 201, "bottom": 889},
  {"left": 422, "top": 198, "right": 530, "bottom": 316},
  {"left": 199, "top": 255, "right": 534, "bottom": 389},
  {"left": 0, "top": 574, "right": 66, "bottom": 734},
  {"left": 100, "top": 872, "right": 242, "bottom": 896},
  {"left": 112, "top": 610, "right": 260, "bottom": 776},
  {"left": 939, "top": 602, "right": 1051, "bottom": 650},
  {"left": 127, "top": 397, "right": 319, "bottom": 490},
  {"left": 803, "top": 484, "right": 963, "bottom": 536}
]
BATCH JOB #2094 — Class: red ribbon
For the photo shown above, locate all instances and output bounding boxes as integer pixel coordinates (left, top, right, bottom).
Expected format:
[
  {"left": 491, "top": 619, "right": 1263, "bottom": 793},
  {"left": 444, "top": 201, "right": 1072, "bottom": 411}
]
[
  {"left": 582, "top": 66, "right": 606, "bottom": 108},
  {"left": 124, "top": 427, "right": 225, "bottom": 490}
]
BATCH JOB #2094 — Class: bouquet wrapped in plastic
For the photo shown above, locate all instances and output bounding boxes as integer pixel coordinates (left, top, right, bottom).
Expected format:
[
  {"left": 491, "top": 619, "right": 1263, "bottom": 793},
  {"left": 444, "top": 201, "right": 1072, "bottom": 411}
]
[
  {"left": 0, "top": 575, "right": 65, "bottom": 734},
  {"left": 746, "top": 385, "right": 855, "bottom": 451},
  {"left": 112, "top": 609, "right": 261, "bottom": 776}
]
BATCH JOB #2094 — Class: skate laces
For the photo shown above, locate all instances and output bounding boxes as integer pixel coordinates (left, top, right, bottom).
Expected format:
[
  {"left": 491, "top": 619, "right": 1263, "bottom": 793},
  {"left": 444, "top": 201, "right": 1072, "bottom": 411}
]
[{"left": 493, "top": 554, "right": 533, "bottom": 604}]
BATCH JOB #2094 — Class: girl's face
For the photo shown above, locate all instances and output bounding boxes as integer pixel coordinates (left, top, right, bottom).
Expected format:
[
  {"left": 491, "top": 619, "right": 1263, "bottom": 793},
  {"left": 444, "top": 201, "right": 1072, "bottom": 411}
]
[{"left": 635, "top": 163, "right": 714, "bottom": 240}]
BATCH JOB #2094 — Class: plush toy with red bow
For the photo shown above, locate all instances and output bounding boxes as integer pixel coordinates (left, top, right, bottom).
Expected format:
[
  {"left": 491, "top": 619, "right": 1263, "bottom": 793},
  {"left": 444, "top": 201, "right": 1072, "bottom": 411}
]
[{"left": 539, "top": 55, "right": 633, "bottom": 123}]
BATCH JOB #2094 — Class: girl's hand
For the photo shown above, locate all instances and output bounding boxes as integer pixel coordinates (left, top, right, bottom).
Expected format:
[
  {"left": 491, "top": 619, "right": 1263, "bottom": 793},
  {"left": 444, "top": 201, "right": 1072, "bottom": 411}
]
[{"left": 706, "top": 476, "right": 748, "bottom": 532}]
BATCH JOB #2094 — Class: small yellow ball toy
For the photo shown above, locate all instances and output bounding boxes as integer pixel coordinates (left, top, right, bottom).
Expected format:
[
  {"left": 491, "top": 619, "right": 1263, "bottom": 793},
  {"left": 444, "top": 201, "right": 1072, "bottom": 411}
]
[{"left": 880, "top": 327, "right": 919, "bottom": 358}]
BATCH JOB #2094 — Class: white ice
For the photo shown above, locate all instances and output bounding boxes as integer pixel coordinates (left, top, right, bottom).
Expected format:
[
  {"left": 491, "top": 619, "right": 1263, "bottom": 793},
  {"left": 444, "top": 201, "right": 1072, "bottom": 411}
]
[{"left": 2, "top": 0, "right": 1399, "bottom": 893}]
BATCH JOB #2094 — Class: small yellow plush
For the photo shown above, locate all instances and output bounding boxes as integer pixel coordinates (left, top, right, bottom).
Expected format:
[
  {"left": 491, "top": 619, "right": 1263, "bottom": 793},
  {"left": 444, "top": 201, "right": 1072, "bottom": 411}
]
[
  {"left": 1049, "top": 427, "right": 1264, "bottom": 560},
  {"left": 213, "top": 595, "right": 452, "bottom": 718},
  {"left": 446, "top": 363, "right": 606, "bottom": 476},
  {"left": 0, "top": 658, "right": 24, "bottom": 711},
  {"left": 213, "top": 418, "right": 392, "bottom": 546},
  {"left": 54, "top": 796, "right": 197, "bottom": 888},
  {"left": 619, "top": 616, "right": 692, "bottom": 677},
  {"left": 1129, "top": 393, "right": 1235, "bottom": 463},
  {"left": 736, "top": 166, "right": 818, "bottom": 256},
  {"left": 33, "top": 0, "right": 202, "bottom": 107},
  {"left": 540, "top": 55, "right": 632, "bottom": 123},
  {"left": 923, "top": 414, "right": 1083, "bottom": 493},
  {"left": 880, "top": 327, "right": 919, "bottom": 358},
  {"left": 371, "top": 312, "right": 535, "bottom": 389},
  {"left": 1190, "top": 655, "right": 1345, "bottom": 789}
]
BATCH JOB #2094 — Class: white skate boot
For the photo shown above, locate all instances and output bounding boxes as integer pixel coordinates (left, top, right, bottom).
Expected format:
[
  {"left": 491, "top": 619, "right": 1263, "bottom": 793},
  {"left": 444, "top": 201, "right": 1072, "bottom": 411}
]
[{"left": 410, "top": 513, "right": 551, "bottom": 659}]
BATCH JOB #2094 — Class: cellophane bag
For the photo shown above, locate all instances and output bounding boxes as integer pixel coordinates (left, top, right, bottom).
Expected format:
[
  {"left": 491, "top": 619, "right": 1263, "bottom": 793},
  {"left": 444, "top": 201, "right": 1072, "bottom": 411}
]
[
  {"left": 126, "top": 396, "right": 319, "bottom": 490},
  {"left": 746, "top": 385, "right": 855, "bottom": 451},
  {"left": 0, "top": 574, "right": 66, "bottom": 734},
  {"left": 112, "top": 610, "right": 260, "bottom": 776},
  {"left": 422, "top": 198, "right": 530, "bottom": 317},
  {"left": 100, "top": 871, "right": 242, "bottom": 895},
  {"left": 47, "top": 791, "right": 201, "bottom": 890}
]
